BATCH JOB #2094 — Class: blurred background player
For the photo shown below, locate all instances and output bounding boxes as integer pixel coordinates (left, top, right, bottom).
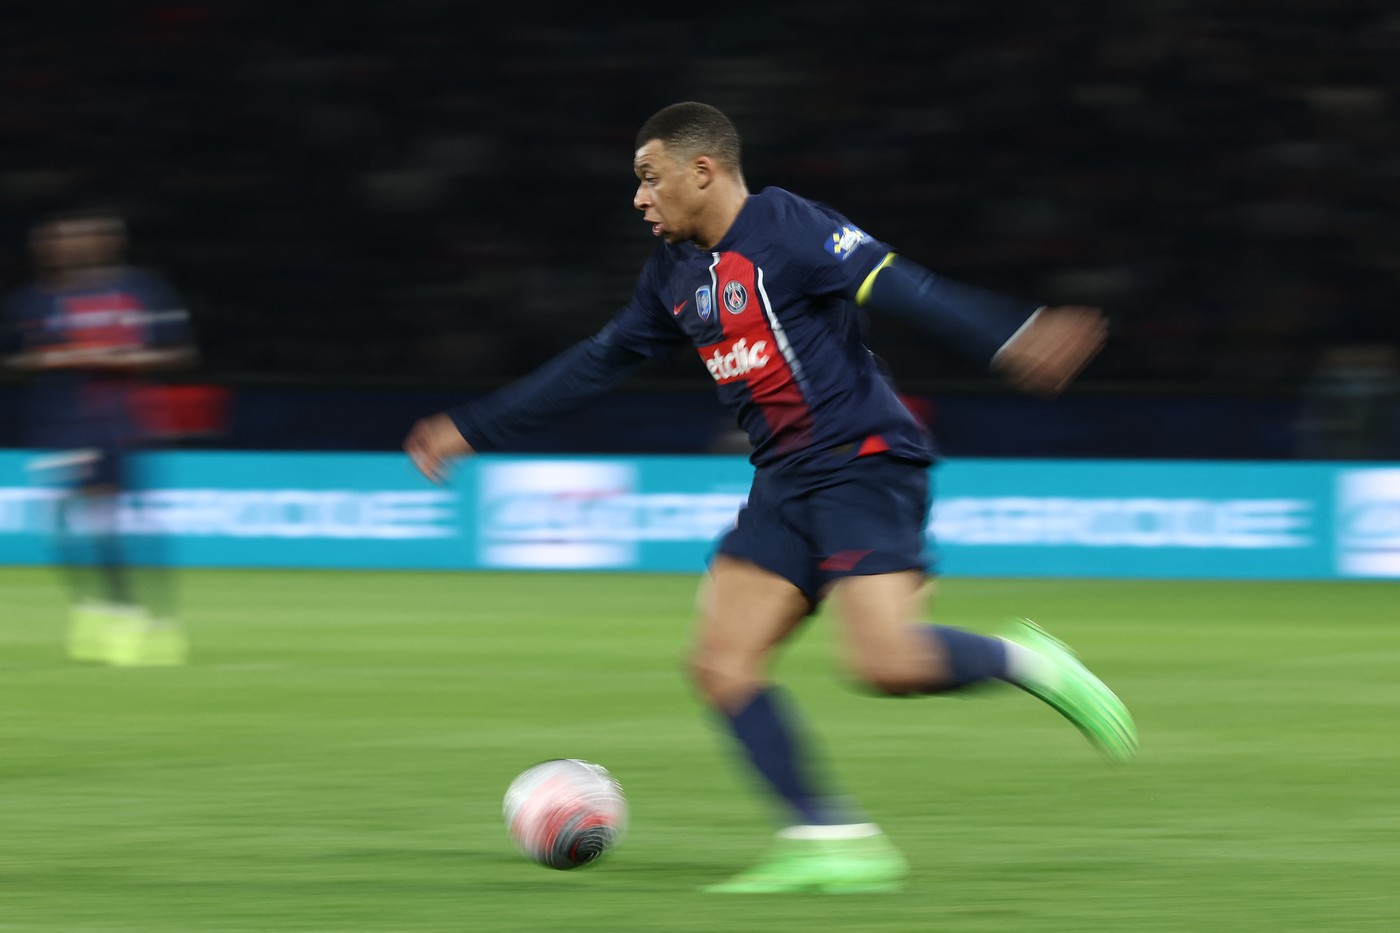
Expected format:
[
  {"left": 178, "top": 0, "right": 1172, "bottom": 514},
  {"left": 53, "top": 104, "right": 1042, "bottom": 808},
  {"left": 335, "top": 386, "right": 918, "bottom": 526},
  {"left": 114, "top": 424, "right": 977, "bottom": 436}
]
[
  {"left": 2, "top": 208, "right": 198, "bottom": 666},
  {"left": 405, "top": 102, "right": 1136, "bottom": 893}
]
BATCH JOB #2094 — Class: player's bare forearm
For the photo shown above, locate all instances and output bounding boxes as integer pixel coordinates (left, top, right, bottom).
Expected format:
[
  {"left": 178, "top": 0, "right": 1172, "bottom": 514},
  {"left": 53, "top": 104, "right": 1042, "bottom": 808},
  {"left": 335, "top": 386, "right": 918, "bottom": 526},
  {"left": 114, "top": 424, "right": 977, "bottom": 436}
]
[
  {"left": 991, "top": 305, "right": 1107, "bottom": 397},
  {"left": 6, "top": 347, "right": 110, "bottom": 370},
  {"left": 116, "top": 346, "right": 200, "bottom": 371},
  {"left": 404, "top": 412, "right": 475, "bottom": 484},
  {"left": 6, "top": 346, "right": 198, "bottom": 372}
]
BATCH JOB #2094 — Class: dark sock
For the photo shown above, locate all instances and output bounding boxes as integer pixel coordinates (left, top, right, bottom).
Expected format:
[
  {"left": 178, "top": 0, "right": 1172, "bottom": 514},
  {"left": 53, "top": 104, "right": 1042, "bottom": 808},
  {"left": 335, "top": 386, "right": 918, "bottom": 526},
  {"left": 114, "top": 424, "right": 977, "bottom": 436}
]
[
  {"left": 94, "top": 532, "right": 132, "bottom": 605},
  {"left": 921, "top": 625, "right": 1009, "bottom": 692},
  {"left": 55, "top": 498, "right": 99, "bottom": 605},
  {"left": 724, "top": 687, "right": 849, "bottom": 826}
]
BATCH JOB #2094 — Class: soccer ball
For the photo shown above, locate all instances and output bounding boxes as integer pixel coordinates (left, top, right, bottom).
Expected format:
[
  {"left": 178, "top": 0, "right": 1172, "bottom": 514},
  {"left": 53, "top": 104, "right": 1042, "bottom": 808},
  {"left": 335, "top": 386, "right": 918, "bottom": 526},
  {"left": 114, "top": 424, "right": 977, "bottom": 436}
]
[{"left": 502, "top": 759, "right": 627, "bottom": 870}]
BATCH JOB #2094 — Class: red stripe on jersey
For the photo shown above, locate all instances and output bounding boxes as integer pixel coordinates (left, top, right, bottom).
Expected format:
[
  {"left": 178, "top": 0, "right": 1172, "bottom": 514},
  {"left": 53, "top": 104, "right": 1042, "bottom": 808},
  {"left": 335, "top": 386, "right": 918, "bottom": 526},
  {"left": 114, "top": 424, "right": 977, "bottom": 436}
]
[
  {"left": 705, "top": 251, "right": 814, "bottom": 452},
  {"left": 61, "top": 292, "right": 146, "bottom": 351}
]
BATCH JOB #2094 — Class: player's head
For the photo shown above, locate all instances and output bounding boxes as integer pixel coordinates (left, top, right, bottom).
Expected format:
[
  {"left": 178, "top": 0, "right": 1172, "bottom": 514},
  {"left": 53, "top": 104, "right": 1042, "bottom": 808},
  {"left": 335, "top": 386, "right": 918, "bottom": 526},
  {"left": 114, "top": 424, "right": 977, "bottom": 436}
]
[
  {"left": 28, "top": 207, "right": 128, "bottom": 274},
  {"left": 633, "top": 102, "right": 746, "bottom": 249}
]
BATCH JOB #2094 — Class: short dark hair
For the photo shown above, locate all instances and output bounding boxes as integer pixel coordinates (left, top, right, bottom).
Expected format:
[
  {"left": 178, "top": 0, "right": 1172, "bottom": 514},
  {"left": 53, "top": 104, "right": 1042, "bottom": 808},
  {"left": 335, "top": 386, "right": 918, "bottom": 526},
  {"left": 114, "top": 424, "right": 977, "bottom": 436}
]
[{"left": 635, "top": 102, "right": 742, "bottom": 172}]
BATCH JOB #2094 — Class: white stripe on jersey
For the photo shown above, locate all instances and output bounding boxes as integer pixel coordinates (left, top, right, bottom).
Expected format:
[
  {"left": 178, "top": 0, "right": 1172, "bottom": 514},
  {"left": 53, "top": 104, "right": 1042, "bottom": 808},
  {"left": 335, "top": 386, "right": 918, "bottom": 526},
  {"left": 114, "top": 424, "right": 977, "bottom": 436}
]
[{"left": 755, "top": 265, "right": 807, "bottom": 389}]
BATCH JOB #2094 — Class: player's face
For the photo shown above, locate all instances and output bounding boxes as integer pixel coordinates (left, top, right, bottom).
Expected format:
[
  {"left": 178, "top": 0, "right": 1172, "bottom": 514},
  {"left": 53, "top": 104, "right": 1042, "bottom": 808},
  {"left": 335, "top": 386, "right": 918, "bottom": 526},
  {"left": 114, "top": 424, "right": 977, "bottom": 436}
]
[
  {"left": 633, "top": 141, "right": 703, "bottom": 246},
  {"left": 30, "top": 220, "right": 125, "bottom": 272}
]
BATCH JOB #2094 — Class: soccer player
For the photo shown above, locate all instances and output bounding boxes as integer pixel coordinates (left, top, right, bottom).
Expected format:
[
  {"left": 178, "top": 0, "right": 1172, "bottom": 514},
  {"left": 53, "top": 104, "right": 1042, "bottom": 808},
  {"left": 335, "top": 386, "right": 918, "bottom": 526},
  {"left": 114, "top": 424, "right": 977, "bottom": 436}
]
[
  {"left": 405, "top": 102, "right": 1137, "bottom": 892},
  {"left": 3, "top": 208, "right": 198, "bottom": 666}
]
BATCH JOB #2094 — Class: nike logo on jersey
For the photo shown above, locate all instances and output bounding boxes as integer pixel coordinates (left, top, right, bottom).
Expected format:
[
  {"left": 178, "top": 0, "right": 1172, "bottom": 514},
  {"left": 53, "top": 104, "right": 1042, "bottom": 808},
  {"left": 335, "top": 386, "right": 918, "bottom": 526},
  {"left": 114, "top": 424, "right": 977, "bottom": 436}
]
[{"left": 672, "top": 300, "right": 688, "bottom": 316}]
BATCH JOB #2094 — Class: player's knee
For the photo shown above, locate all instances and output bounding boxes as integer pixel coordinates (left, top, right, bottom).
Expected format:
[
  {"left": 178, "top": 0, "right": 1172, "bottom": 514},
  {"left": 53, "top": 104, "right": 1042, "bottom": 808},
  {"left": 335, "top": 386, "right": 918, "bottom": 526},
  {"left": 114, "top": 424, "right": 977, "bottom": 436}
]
[
  {"left": 687, "top": 642, "right": 764, "bottom": 709},
  {"left": 686, "top": 643, "right": 737, "bottom": 697}
]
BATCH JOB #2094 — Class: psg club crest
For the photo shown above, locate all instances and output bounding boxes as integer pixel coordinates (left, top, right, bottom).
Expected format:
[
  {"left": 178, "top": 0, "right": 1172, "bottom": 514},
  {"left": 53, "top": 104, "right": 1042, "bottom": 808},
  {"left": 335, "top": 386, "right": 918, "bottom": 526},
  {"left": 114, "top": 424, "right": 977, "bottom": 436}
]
[
  {"left": 723, "top": 281, "right": 748, "bottom": 314},
  {"left": 695, "top": 286, "right": 713, "bottom": 321}
]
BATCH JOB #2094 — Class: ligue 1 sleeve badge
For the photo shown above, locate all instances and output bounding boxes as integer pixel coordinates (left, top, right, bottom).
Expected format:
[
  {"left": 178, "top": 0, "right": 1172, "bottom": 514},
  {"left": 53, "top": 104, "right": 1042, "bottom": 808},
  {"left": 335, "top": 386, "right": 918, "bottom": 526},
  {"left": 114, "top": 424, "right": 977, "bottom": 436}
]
[
  {"left": 696, "top": 285, "right": 713, "bottom": 320},
  {"left": 723, "top": 280, "right": 748, "bottom": 314}
]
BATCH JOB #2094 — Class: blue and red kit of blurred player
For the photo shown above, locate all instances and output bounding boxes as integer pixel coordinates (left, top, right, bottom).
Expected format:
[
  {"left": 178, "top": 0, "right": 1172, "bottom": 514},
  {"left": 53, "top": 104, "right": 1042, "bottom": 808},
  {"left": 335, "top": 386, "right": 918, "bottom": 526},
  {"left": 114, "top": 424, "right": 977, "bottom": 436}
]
[
  {"left": 6, "top": 267, "right": 193, "bottom": 487},
  {"left": 4, "top": 213, "right": 197, "bottom": 666}
]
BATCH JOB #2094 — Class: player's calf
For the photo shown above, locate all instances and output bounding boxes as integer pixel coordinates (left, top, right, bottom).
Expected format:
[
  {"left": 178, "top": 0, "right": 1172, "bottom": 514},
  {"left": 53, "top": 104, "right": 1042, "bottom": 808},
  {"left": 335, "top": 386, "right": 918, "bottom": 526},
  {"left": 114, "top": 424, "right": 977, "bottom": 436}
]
[{"left": 848, "top": 625, "right": 1011, "bottom": 696}]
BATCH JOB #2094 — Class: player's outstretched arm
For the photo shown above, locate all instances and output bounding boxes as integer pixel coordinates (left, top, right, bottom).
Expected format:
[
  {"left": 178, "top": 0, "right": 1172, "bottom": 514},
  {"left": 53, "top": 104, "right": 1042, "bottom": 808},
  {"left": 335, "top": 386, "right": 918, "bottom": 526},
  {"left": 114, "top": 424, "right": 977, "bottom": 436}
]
[
  {"left": 5, "top": 347, "right": 109, "bottom": 369},
  {"left": 107, "top": 345, "right": 200, "bottom": 371},
  {"left": 403, "top": 333, "right": 649, "bottom": 483},
  {"left": 990, "top": 306, "right": 1106, "bottom": 398},
  {"left": 857, "top": 254, "right": 1105, "bottom": 396},
  {"left": 3, "top": 345, "right": 198, "bottom": 371},
  {"left": 405, "top": 413, "right": 475, "bottom": 485}
]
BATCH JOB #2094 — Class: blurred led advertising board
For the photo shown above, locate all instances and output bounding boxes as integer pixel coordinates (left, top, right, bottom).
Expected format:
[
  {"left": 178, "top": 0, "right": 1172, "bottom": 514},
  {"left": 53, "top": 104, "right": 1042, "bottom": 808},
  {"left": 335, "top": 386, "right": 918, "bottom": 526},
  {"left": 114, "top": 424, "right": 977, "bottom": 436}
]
[
  {"left": 1, "top": 451, "right": 1397, "bottom": 579},
  {"left": 0, "top": 451, "right": 461, "bottom": 569}
]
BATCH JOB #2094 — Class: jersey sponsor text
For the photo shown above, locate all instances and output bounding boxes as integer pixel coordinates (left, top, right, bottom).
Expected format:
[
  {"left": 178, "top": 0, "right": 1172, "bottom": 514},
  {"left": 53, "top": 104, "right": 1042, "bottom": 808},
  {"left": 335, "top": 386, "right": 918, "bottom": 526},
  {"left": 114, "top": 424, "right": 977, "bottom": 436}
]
[{"left": 702, "top": 336, "right": 770, "bottom": 384}]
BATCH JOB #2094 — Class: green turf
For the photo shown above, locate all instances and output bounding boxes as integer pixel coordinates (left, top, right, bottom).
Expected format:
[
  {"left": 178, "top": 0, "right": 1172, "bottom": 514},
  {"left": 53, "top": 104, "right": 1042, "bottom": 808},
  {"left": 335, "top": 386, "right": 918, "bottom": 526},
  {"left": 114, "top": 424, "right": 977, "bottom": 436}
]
[{"left": 1, "top": 567, "right": 1397, "bottom": 932}]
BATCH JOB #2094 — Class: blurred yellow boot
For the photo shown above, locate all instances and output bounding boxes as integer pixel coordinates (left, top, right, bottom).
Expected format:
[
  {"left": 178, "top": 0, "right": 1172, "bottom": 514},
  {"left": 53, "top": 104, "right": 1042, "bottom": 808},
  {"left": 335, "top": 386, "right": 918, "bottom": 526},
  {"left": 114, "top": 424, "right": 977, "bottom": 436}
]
[
  {"left": 105, "top": 610, "right": 188, "bottom": 667},
  {"left": 67, "top": 602, "right": 111, "bottom": 662}
]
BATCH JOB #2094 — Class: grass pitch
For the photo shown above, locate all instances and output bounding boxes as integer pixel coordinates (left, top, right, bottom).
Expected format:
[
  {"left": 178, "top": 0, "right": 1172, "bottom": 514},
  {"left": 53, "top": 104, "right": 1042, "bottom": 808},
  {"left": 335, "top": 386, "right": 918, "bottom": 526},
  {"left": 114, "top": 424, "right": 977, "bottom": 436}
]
[{"left": 1, "top": 567, "right": 1396, "bottom": 932}]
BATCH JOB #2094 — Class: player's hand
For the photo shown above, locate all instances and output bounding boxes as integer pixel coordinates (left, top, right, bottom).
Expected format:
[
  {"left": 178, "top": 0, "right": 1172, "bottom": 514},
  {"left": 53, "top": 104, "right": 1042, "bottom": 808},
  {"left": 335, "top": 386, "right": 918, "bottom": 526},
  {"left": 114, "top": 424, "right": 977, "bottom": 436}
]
[
  {"left": 992, "top": 305, "right": 1107, "bottom": 397},
  {"left": 404, "top": 413, "right": 474, "bottom": 484}
]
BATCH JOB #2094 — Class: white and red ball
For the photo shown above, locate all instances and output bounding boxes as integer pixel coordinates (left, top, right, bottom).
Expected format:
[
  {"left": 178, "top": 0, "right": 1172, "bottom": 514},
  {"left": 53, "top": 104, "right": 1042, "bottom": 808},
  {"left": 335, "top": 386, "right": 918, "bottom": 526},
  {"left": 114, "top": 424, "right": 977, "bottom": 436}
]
[{"left": 502, "top": 759, "right": 626, "bottom": 869}]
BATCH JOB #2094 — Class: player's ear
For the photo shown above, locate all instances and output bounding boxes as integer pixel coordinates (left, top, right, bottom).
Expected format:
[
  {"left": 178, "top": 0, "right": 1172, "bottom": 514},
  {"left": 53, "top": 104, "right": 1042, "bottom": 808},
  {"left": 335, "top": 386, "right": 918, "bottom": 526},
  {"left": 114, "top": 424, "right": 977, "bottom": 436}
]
[{"left": 693, "top": 155, "right": 716, "bottom": 189}]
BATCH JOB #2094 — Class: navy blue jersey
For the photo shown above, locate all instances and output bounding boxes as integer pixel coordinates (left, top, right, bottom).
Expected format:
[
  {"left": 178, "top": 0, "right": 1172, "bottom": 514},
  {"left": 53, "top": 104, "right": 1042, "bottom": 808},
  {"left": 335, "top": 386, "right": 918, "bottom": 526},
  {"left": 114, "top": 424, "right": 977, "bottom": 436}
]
[
  {"left": 3, "top": 267, "right": 194, "bottom": 446},
  {"left": 608, "top": 187, "right": 929, "bottom": 469}
]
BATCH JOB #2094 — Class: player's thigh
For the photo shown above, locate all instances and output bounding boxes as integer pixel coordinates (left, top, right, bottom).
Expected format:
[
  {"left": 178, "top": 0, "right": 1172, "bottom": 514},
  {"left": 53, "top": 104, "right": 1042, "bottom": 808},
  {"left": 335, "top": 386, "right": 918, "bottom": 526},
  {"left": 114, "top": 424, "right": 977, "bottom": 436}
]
[
  {"left": 830, "top": 569, "right": 942, "bottom": 693},
  {"left": 695, "top": 554, "right": 810, "bottom": 657},
  {"left": 810, "top": 458, "right": 940, "bottom": 690},
  {"left": 690, "top": 555, "right": 811, "bottom": 703}
]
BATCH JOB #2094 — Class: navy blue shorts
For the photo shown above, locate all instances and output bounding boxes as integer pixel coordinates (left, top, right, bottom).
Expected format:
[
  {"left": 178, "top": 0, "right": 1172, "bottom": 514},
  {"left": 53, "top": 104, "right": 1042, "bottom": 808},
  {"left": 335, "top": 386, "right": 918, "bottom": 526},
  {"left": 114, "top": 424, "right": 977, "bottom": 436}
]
[{"left": 715, "top": 454, "right": 934, "bottom": 605}]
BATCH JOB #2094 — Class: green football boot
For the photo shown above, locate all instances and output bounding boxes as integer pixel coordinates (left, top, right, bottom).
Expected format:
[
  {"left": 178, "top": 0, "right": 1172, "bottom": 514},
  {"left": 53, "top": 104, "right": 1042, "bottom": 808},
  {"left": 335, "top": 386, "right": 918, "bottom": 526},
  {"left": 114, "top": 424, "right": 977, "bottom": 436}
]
[
  {"left": 1001, "top": 618, "right": 1137, "bottom": 762},
  {"left": 704, "top": 826, "right": 908, "bottom": 894}
]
